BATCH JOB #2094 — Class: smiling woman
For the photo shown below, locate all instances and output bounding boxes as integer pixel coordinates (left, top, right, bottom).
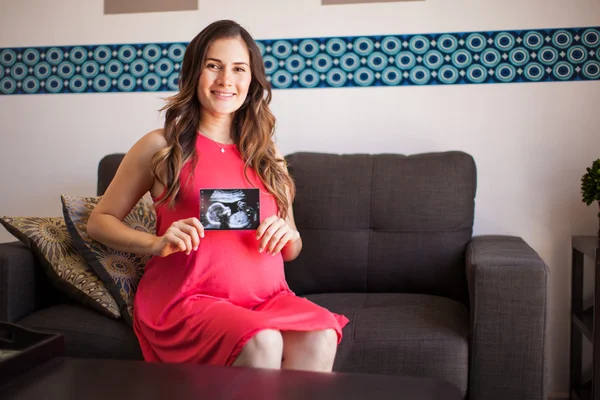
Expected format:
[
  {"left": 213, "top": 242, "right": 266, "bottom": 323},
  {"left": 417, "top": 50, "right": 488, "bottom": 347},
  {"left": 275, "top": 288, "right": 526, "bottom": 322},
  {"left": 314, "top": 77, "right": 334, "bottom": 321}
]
[
  {"left": 197, "top": 37, "right": 252, "bottom": 122},
  {"left": 85, "top": 19, "right": 349, "bottom": 374}
]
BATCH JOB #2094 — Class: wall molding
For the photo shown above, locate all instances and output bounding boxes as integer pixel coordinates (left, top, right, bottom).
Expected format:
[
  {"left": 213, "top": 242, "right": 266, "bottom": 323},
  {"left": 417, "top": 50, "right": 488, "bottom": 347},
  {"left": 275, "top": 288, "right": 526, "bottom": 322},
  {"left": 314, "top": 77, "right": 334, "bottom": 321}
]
[{"left": 1, "top": 26, "right": 599, "bottom": 95}]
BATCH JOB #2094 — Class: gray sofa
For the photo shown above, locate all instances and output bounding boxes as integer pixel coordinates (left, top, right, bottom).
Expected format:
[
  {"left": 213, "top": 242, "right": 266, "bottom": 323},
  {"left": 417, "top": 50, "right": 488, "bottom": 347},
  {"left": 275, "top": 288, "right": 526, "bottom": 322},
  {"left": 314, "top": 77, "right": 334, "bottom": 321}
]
[{"left": 0, "top": 151, "right": 548, "bottom": 399}]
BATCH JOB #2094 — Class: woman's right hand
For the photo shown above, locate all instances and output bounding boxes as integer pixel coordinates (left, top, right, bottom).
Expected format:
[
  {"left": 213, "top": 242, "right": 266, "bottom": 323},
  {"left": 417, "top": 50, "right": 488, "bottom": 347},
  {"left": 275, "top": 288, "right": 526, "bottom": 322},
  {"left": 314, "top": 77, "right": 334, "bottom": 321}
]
[{"left": 153, "top": 218, "right": 205, "bottom": 257}]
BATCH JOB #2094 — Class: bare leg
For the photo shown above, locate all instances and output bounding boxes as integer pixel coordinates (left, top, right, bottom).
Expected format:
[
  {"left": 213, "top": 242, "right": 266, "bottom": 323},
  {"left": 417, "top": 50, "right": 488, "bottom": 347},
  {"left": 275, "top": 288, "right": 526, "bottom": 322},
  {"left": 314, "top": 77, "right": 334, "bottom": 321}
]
[
  {"left": 232, "top": 329, "right": 283, "bottom": 369},
  {"left": 281, "top": 329, "right": 337, "bottom": 372}
]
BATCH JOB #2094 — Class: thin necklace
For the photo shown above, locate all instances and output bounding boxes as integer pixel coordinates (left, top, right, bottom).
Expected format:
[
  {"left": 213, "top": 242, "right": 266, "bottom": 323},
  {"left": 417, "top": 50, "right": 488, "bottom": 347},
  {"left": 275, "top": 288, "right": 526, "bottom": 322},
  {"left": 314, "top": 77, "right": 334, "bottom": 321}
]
[{"left": 198, "top": 131, "right": 233, "bottom": 153}]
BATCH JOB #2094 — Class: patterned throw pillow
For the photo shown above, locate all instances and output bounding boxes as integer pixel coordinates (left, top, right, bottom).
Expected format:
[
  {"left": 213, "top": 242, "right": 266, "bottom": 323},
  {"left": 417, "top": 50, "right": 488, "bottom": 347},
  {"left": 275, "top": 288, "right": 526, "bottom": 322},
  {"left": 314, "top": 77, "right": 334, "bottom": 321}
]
[
  {"left": 61, "top": 194, "right": 156, "bottom": 327},
  {"left": 0, "top": 216, "right": 121, "bottom": 319}
]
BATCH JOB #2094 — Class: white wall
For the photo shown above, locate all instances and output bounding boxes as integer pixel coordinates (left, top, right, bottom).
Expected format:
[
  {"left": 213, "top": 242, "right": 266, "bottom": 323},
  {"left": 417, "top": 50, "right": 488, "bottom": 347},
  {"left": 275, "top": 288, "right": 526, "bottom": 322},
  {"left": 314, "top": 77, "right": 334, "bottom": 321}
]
[{"left": 1, "top": 0, "right": 599, "bottom": 395}]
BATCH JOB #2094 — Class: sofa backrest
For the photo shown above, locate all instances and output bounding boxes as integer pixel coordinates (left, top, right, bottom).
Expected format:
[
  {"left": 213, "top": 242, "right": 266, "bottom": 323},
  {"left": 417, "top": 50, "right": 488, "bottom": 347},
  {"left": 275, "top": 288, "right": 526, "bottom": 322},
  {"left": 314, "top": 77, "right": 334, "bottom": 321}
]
[
  {"left": 98, "top": 150, "right": 477, "bottom": 304},
  {"left": 283, "top": 151, "right": 476, "bottom": 305},
  {"left": 98, "top": 154, "right": 125, "bottom": 196}
]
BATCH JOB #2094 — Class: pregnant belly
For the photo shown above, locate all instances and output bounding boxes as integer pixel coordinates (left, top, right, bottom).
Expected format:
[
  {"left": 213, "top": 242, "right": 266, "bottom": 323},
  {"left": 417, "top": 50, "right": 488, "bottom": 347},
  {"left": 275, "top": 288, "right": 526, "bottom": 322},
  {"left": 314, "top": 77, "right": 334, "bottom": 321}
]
[{"left": 194, "top": 239, "right": 288, "bottom": 305}]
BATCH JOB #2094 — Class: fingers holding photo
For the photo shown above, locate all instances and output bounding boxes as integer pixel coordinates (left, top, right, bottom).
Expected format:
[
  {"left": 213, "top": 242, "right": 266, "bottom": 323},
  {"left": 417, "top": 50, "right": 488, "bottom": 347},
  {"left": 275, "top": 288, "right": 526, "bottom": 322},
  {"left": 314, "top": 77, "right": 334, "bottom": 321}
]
[
  {"left": 177, "top": 217, "right": 205, "bottom": 250},
  {"left": 271, "top": 230, "right": 299, "bottom": 255},
  {"left": 155, "top": 218, "right": 205, "bottom": 257},
  {"left": 256, "top": 216, "right": 283, "bottom": 252},
  {"left": 256, "top": 216, "right": 299, "bottom": 255}
]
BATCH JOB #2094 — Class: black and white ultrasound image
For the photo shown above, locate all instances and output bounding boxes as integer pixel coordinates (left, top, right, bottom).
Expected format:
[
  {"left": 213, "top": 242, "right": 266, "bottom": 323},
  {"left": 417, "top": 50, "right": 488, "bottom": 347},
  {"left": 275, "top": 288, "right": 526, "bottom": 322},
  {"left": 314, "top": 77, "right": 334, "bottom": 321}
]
[{"left": 200, "top": 189, "right": 260, "bottom": 230}]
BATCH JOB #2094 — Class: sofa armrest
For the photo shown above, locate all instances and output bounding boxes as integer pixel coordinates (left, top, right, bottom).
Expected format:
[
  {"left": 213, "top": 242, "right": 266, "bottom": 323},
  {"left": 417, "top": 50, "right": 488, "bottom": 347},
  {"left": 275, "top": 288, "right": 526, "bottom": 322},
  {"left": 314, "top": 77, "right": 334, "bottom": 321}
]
[
  {"left": 0, "top": 241, "right": 43, "bottom": 321},
  {"left": 466, "top": 235, "right": 549, "bottom": 400}
]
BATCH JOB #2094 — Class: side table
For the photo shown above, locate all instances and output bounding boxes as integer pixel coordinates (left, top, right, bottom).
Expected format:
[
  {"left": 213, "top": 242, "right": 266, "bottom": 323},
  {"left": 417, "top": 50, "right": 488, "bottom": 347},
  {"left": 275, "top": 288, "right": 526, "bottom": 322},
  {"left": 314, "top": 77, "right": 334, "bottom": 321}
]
[{"left": 571, "top": 235, "right": 600, "bottom": 400}]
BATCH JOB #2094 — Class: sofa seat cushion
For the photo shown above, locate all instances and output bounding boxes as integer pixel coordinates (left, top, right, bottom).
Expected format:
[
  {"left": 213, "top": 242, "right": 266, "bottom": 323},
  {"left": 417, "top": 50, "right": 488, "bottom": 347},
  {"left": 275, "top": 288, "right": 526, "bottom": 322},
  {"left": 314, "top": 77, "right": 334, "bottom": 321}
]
[
  {"left": 305, "top": 293, "right": 469, "bottom": 397},
  {"left": 17, "top": 304, "right": 142, "bottom": 360}
]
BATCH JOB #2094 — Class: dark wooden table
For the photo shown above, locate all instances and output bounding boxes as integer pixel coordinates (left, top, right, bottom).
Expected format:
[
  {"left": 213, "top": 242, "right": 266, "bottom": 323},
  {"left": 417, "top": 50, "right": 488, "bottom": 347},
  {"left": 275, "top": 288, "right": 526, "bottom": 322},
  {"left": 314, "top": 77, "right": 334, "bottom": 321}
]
[
  {"left": 0, "top": 358, "right": 462, "bottom": 400},
  {"left": 571, "top": 235, "right": 600, "bottom": 400}
]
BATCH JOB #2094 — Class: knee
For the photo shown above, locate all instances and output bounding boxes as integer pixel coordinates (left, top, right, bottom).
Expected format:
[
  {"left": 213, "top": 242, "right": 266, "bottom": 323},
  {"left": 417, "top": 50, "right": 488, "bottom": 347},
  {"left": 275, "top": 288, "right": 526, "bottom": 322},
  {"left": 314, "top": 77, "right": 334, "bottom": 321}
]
[
  {"left": 245, "top": 329, "right": 283, "bottom": 362},
  {"left": 308, "top": 329, "right": 338, "bottom": 360}
]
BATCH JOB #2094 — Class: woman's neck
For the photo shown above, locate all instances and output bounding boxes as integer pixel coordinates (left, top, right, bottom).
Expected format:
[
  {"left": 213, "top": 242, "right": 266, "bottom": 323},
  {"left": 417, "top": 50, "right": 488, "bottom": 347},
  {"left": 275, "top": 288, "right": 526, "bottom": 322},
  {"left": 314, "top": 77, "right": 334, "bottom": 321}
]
[{"left": 198, "top": 109, "right": 234, "bottom": 144}]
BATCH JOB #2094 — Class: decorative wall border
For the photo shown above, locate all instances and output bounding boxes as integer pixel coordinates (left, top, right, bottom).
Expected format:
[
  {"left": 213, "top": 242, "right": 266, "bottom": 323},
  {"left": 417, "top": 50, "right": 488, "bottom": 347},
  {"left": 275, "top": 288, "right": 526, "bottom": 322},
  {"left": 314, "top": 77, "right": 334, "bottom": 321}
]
[{"left": 1, "top": 26, "right": 599, "bottom": 95}]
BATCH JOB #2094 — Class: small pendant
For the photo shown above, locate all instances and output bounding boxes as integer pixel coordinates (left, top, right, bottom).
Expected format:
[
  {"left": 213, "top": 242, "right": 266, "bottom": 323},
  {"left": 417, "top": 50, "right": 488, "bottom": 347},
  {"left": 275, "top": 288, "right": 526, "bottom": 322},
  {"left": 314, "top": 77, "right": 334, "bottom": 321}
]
[{"left": 221, "top": 148, "right": 225, "bottom": 153}]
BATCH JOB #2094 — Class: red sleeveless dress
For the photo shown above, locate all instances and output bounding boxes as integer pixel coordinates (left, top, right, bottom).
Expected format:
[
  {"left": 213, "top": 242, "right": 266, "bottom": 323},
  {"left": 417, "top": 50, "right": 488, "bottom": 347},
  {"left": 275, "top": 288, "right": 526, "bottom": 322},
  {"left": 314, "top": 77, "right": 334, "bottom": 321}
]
[{"left": 133, "top": 133, "right": 349, "bottom": 366}]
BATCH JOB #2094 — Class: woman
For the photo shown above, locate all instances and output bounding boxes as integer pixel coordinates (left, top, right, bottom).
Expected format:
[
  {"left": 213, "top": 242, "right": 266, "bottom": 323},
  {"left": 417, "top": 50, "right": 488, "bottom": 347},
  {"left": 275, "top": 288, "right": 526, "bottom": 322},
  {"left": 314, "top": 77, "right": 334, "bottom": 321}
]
[{"left": 87, "top": 20, "right": 349, "bottom": 372}]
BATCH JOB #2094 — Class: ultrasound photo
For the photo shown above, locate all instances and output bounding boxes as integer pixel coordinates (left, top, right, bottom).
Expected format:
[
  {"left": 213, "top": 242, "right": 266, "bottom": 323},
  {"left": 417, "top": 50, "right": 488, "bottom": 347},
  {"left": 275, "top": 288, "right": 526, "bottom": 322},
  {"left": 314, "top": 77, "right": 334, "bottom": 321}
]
[{"left": 200, "top": 189, "right": 260, "bottom": 230}]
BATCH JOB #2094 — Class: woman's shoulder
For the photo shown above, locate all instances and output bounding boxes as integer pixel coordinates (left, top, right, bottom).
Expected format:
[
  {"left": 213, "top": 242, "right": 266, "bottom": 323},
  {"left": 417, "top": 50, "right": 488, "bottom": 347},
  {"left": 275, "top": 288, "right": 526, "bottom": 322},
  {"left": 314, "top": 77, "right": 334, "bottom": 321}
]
[
  {"left": 125, "top": 128, "right": 168, "bottom": 165},
  {"left": 273, "top": 144, "right": 283, "bottom": 159},
  {"left": 273, "top": 144, "right": 288, "bottom": 172},
  {"left": 140, "top": 128, "right": 168, "bottom": 151}
]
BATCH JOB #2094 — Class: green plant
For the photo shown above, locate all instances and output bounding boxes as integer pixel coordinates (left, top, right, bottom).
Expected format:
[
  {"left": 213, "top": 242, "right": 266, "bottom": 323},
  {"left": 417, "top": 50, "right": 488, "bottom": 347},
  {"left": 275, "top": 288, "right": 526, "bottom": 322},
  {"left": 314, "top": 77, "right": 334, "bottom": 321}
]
[
  {"left": 581, "top": 159, "right": 600, "bottom": 237},
  {"left": 581, "top": 159, "right": 600, "bottom": 215}
]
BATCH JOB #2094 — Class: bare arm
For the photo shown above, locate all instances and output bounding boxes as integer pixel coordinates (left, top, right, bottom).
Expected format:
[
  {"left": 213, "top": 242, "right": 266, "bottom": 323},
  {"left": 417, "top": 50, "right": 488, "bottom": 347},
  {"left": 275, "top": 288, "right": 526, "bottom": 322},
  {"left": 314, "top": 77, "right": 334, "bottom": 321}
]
[
  {"left": 87, "top": 129, "right": 166, "bottom": 255},
  {"left": 279, "top": 201, "right": 302, "bottom": 261},
  {"left": 280, "top": 211, "right": 302, "bottom": 262}
]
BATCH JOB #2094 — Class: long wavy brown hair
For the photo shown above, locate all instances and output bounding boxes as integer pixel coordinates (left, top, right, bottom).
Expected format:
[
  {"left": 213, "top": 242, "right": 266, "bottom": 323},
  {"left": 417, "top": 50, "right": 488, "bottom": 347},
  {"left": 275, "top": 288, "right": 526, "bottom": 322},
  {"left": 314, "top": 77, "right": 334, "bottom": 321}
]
[{"left": 152, "top": 20, "right": 295, "bottom": 219}]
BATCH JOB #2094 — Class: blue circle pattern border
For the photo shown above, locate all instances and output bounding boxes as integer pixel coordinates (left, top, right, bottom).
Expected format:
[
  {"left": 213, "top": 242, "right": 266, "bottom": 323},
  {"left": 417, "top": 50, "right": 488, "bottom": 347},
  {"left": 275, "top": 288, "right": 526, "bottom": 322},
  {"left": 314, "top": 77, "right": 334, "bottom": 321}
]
[{"left": 1, "top": 26, "right": 599, "bottom": 94}]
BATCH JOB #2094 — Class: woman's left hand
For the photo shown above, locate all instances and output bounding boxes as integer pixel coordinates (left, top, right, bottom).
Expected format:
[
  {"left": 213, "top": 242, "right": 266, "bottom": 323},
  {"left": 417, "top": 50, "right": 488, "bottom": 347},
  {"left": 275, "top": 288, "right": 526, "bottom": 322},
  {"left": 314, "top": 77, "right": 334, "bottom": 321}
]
[{"left": 256, "top": 215, "right": 300, "bottom": 256}]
